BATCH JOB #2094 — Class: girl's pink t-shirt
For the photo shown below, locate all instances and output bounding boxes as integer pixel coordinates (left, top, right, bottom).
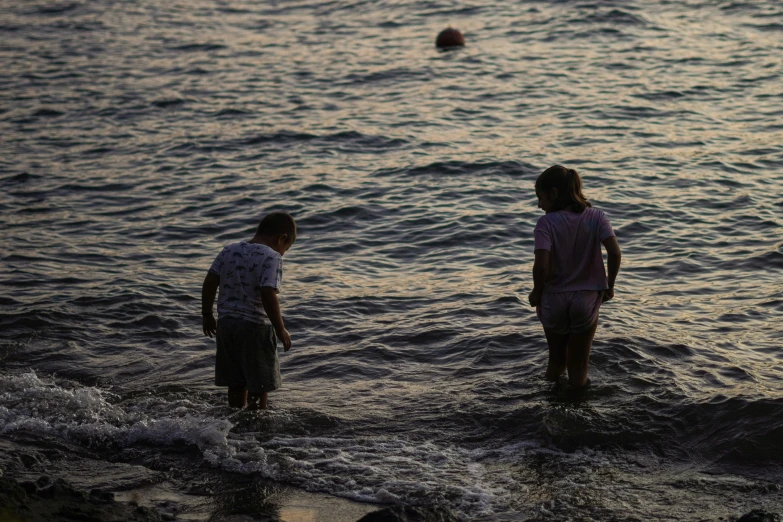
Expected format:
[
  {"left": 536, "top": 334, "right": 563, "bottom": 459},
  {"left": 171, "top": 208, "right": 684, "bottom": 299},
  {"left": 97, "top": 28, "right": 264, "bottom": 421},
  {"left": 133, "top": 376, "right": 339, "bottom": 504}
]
[{"left": 534, "top": 207, "right": 615, "bottom": 293}]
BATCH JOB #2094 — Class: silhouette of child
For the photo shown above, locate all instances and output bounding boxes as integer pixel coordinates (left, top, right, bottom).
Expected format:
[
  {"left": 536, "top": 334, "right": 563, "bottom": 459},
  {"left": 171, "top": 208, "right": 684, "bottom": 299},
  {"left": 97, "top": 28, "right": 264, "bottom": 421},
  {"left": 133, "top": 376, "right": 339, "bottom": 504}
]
[
  {"left": 201, "top": 212, "right": 296, "bottom": 409},
  {"left": 528, "top": 166, "right": 621, "bottom": 389}
]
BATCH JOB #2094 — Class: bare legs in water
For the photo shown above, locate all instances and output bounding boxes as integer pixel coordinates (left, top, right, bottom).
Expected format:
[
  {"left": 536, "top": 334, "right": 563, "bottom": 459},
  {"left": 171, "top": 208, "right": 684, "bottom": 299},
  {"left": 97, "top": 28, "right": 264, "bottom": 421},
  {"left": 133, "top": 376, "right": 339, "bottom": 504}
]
[
  {"left": 544, "top": 321, "right": 598, "bottom": 389},
  {"left": 228, "top": 386, "right": 268, "bottom": 410}
]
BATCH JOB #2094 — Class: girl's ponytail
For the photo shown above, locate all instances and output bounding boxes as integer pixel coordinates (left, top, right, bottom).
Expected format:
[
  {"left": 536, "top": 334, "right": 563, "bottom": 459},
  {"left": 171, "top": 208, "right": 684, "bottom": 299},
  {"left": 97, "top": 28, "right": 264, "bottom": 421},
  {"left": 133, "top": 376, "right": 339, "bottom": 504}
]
[{"left": 536, "top": 165, "right": 592, "bottom": 212}]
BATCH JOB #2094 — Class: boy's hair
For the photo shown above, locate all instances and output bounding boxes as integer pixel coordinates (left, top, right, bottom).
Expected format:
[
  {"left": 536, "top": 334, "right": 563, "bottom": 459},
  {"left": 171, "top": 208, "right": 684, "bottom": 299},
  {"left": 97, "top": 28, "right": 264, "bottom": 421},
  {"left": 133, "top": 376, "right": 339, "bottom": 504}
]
[
  {"left": 535, "top": 165, "right": 592, "bottom": 212},
  {"left": 256, "top": 212, "right": 296, "bottom": 243}
]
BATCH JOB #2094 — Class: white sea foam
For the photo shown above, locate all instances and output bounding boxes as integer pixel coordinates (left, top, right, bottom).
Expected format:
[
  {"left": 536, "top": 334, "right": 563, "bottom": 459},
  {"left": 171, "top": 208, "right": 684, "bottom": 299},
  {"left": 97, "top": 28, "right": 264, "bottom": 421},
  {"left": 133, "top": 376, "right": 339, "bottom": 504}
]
[{"left": 0, "top": 371, "right": 578, "bottom": 518}]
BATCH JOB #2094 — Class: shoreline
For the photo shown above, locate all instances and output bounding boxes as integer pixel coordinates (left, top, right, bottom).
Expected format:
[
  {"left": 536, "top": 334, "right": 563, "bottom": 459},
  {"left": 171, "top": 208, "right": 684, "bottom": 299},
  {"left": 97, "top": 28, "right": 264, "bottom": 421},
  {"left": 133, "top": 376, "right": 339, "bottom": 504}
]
[
  {"left": 0, "top": 472, "right": 469, "bottom": 522},
  {"left": 0, "top": 472, "right": 381, "bottom": 522},
  {"left": 113, "top": 478, "right": 382, "bottom": 522},
  {"left": 0, "top": 426, "right": 460, "bottom": 522},
  {"left": 0, "top": 431, "right": 380, "bottom": 521},
  {"left": 1, "top": 473, "right": 778, "bottom": 522}
]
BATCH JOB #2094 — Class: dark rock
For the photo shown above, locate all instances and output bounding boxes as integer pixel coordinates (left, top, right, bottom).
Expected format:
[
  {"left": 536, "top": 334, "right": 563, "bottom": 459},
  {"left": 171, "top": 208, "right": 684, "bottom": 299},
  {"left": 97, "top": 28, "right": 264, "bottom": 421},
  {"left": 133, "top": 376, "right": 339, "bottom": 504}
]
[
  {"left": 19, "top": 453, "right": 41, "bottom": 468},
  {"left": 357, "top": 505, "right": 460, "bottom": 522},
  {"left": 0, "top": 476, "right": 163, "bottom": 522},
  {"left": 19, "top": 481, "right": 38, "bottom": 495},
  {"left": 37, "top": 478, "right": 86, "bottom": 500},
  {"left": 90, "top": 489, "right": 115, "bottom": 503},
  {"left": 736, "top": 510, "right": 781, "bottom": 522},
  {"left": 56, "top": 505, "right": 105, "bottom": 522},
  {"left": 0, "top": 477, "right": 29, "bottom": 505},
  {"left": 135, "top": 505, "right": 163, "bottom": 520}
]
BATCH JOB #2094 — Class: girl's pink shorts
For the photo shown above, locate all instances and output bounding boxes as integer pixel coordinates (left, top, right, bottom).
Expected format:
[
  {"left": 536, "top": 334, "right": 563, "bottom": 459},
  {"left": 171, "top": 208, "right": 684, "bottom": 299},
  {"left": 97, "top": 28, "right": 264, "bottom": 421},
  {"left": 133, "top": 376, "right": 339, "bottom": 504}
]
[{"left": 536, "top": 290, "right": 603, "bottom": 335}]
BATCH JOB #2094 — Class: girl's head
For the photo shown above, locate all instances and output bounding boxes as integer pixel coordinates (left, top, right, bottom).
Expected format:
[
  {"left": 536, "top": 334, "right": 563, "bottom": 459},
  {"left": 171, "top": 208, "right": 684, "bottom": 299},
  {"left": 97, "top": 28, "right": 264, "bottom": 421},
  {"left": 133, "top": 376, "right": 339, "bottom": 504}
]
[{"left": 535, "top": 165, "right": 591, "bottom": 213}]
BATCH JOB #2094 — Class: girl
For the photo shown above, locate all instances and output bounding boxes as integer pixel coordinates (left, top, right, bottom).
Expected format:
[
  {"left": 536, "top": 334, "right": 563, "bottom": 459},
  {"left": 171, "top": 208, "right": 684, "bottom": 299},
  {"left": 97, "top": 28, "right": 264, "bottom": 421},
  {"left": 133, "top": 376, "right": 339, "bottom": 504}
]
[{"left": 528, "top": 165, "right": 621, "bottom": 388}]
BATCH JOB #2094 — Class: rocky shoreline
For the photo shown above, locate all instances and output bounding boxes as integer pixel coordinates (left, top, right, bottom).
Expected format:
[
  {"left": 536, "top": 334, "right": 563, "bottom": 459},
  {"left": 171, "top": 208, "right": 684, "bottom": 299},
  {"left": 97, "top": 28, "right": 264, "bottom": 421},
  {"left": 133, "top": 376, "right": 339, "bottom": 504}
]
[
  {"left": 0, "top": 476, "right": 162, "bottom": 522},
  {"left": 0, "top": 474, "right": 464, "bottom": 522},
  {"left": 1, "top": 474, "right": 780, "bottom": 522}
]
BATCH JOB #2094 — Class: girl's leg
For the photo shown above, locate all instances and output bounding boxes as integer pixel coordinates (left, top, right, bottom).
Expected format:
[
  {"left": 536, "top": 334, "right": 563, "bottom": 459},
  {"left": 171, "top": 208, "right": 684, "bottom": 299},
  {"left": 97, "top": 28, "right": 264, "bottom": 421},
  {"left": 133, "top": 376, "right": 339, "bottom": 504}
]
[
  {"left": 228, "top": 386, "right": 248, "bottom": 408},
  {"left": 544, "top": 328, "right": 570, "bottom": 381},
  {"left": 566, "top": 321, "right": 598, "bottom": 388},
  {"left": 246, "top": 392, "right": 268, "bottom": 410}
]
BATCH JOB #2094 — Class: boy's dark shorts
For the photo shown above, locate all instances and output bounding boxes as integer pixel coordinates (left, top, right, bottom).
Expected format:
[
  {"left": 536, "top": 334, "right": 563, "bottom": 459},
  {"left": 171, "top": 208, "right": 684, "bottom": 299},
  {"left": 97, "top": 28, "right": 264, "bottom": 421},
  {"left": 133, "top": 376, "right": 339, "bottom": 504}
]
[{"left": 215, "top": 316, "right": 281, "bottom": 393}]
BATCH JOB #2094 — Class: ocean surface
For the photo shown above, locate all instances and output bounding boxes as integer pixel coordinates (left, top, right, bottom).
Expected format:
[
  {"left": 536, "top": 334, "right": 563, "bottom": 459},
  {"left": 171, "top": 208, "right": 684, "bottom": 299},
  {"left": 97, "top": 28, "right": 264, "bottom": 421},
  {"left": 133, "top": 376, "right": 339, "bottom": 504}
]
[{"left": 1, "top": 0, "right": 782, "bottom": 519}]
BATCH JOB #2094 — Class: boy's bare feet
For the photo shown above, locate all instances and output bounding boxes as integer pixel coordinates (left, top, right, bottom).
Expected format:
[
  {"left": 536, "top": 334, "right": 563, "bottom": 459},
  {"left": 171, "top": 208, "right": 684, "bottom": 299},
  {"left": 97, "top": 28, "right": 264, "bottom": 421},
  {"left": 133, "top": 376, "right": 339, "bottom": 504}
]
[
  {"left": 246, "top": 392, "right": 268, "bottom": 410},
  {"left": 227, "top": 387, "right": 268, "bottom": 409},
  {"left": 228, "top": 386, "right": 248, "bottom": 408}
]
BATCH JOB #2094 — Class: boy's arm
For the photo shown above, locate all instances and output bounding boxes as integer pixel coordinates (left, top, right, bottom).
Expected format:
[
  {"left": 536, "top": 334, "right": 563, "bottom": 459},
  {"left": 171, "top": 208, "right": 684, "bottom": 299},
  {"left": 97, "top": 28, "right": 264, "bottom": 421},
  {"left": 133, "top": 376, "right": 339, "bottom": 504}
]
[
  {"left": 201, "top": 272, "right": 220, "bottom": 337},
  {"left": 602, "top": 236, "right": 622, "bottom": 302},
  {"left": 529, "top": 249, "right": 551, "bottom": 307},
  {"left": 261, "top": 287, "right": 291, "bottom": 351}
]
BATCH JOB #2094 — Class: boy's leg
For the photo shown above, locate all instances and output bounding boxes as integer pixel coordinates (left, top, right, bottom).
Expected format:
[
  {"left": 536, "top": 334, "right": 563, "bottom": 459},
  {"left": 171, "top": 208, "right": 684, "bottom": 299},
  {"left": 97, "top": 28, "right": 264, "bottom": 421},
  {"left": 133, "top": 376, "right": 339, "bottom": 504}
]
[
  {"left": 544, "top": 328, "right": 569, "bottom": 381},
  {"left": 566, "top": 321, "right": 598, "bottom": 388},
  {"left": 246, "top": 392, "right": 268, "bottom": 410},
  {"left": 242, "top": 323, "right": 279, "bottom": 411},
  {"left": 228, "top": 386, "right": 248, "bottom": 408}
]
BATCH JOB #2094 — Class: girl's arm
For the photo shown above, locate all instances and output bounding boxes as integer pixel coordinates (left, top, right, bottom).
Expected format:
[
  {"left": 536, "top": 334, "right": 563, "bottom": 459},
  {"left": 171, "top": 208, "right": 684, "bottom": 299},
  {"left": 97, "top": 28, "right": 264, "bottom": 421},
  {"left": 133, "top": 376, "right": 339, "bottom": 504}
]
[
  {"left": 201, "top": 272, "right": 220, "bottom": 337},
  {"left": 529, "top": 249, "right": 551, "bottom": 306},
  {"left": 602, "top": 236, "right": 622, "bottom": 301}
]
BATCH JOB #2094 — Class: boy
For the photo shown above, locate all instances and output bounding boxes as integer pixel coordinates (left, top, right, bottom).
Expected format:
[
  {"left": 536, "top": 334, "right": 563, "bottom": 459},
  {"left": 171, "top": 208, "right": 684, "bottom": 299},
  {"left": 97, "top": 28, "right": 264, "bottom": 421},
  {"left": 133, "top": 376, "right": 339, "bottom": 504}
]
[{"left": 201, "top": 212, "right": 296, "bottom": 409}]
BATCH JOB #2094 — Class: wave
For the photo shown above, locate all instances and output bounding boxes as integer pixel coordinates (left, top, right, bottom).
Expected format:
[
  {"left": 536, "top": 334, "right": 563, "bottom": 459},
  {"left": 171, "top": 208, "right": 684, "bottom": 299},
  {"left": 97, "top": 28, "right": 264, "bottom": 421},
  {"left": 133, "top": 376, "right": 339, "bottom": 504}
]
[
  {"left": 242, "top": 130, "right": 408, "bottom": 151},
  {"left": 375, "top": 160, "right": 537, "bottom": 178},
  {"left": 0, "top": 372, "right": 512, "bottom": 517},
  {"left": 2, "top": 367, "right": 781, "bottom": 514}
]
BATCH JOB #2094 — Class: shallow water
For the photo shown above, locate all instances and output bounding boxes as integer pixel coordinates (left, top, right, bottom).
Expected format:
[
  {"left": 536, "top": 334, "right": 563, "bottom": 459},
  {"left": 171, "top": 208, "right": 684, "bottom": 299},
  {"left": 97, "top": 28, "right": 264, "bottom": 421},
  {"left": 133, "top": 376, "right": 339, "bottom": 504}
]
[{"left": 1, "top": 0, "right": 782, "bottom": 519}]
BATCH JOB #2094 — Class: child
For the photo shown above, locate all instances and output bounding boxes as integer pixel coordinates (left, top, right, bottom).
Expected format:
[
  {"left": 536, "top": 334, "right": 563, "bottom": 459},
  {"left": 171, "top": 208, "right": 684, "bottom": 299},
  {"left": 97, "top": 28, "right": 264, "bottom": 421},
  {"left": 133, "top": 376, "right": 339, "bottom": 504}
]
[
  {"left": 201, "top": 212, "right": 296, "bottom": 409},
  {"left": 528, "top": 166, "right": 621, "bottom": 389}
]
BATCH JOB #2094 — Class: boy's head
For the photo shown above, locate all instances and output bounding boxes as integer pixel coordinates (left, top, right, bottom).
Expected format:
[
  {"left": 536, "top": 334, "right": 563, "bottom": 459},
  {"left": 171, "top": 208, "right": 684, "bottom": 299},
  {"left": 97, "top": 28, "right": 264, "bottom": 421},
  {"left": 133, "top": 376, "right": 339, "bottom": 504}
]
[
  {"left": 535, "top": 165, "right": 591, "bottom": 213},
  {"left": 256, "top": 212, "right": 297, "bottom": 255}
]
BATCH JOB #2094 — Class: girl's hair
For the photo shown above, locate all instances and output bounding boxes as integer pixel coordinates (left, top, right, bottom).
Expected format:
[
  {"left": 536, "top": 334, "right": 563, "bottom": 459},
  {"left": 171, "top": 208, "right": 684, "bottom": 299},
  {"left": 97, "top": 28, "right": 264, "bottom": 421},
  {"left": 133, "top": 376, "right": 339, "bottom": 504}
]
[{"left": 535, "top": 165, "right": 591, "bottom": 212}]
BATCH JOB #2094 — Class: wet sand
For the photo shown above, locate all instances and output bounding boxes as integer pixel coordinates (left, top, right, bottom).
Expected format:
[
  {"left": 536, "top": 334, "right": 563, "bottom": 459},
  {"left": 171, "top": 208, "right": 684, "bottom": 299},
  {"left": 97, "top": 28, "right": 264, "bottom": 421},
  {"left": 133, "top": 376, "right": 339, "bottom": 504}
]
[
  {"left": 114, "top": 480, "right": 380, "bottom": 521},
  {"left": 0, "top": 435, "right": 379, "bottom": 522}
]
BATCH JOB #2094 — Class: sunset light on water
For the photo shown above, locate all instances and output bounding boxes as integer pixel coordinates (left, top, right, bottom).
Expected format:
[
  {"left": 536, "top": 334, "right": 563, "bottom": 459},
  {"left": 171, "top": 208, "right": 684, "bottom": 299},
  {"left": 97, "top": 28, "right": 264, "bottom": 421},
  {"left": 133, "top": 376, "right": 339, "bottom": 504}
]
[{"left": 1, "top": 0, "right": 781, "bottom": 520}]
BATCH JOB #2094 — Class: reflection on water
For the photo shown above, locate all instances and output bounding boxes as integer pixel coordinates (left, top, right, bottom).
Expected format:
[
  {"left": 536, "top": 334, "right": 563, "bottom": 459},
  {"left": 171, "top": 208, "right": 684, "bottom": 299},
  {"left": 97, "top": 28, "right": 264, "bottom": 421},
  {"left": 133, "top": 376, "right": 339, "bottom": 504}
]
[{"left": 1, "top": 0, "right": 782, "bottom": 519}]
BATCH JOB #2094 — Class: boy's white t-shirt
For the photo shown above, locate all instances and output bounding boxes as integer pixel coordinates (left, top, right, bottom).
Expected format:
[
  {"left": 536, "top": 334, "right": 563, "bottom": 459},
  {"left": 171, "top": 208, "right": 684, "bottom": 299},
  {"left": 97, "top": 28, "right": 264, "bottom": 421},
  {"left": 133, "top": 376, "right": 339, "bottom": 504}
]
[{"left": 208, "top": 241, "right": 282, "bottom": 324}]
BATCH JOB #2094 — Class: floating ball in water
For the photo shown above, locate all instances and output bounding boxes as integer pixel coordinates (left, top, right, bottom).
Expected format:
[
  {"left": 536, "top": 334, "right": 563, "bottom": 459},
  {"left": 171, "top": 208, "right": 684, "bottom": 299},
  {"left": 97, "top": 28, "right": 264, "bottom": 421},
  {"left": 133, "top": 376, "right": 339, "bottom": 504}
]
[{"left": 436, "top": 27, "right": 465, "bottom": 49}]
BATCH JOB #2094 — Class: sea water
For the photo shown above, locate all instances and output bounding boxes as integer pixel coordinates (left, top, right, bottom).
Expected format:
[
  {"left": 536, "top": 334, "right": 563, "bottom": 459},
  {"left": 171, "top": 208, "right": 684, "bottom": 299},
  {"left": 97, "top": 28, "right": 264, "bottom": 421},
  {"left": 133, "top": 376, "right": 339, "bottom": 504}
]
[{"left": 1, "top": 0, "right": 782, "bottom": 519}]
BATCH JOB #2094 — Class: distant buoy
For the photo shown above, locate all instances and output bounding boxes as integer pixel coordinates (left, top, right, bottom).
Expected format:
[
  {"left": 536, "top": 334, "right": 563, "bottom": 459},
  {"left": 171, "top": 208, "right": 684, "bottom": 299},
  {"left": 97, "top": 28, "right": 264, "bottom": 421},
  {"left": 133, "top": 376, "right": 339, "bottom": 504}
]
[{"left": 436, "top": 27, "right": 465, "bottom": 49}]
